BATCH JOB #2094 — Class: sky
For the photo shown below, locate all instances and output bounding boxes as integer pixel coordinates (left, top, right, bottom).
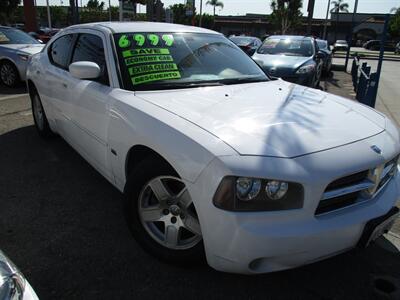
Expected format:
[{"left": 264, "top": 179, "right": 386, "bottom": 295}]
[{"left": 34, "top": 0, "right": 399, "bottom": 18}]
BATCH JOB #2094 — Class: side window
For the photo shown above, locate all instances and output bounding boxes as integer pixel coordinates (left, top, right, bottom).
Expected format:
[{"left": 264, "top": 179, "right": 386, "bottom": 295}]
[
  {"left": 71, "top": 33, "right": 109, "bottom": 85},
  {"left": 49, "top": 34, "right": 74, "bottom": 69}
]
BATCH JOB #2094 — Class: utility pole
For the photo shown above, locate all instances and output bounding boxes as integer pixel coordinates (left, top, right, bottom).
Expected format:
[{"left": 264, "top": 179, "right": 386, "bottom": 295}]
[
  {"left": 323, "top": 0, "right": 331, "bottom": 40},
  {"left": 109, "top": 0, "right": 112, "bottom": 21},
  {"left": 46, "top": 0, "right": 52, "bottom": 29},
  {"left": 76, "top": 0, "right": 80, "bottom": 23},
  {"left": 344, "top": 0, "right": 358, "bottom": 71},
  {"left": 199, "top": 0, "right": 203, "bottom": 27},
  {"left": 370, "top": 14, "right": 390, "bottom": 107},
  {"left": 119, "top": 0, "right": 123, "bottom": 21},
  {"left": 307, "top": 0, "right": 315, "bottom": 35}
]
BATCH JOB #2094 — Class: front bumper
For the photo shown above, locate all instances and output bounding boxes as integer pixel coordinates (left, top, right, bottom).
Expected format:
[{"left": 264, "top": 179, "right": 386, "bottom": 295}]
[{"left": 188, "top": 131, "right": 400, "bottom": 274}]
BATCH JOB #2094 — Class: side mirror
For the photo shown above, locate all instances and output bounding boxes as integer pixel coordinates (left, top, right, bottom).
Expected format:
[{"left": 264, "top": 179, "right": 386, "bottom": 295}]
[
  {"left": 69, "top": 61, "right": 100, "bottom": 80},
  {"left": 316, "top": 51, "right": 326, "bottom": 59}
]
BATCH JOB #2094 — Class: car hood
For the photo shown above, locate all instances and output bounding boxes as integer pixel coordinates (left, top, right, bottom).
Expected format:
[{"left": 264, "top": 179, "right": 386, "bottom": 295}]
[
  {"left": 252, "top": 53, "right": 311, "bottom": 70},
  {"left": 136, "top": 80, "right": 385, "bottom": 157},
  {"left": 0, "top": 44, "right": 44, "bottom": 55}
]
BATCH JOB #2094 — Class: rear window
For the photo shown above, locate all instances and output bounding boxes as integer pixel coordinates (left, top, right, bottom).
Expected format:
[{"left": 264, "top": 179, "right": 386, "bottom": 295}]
[
  {"left": 0, "top": 27, "right": 39, "bottom": 44},
  {"left": 230, "top": 37, "right": 255, "bottom": 45},
  {"left": 257, "top": 37, "right": 314, "bottom": 57}
]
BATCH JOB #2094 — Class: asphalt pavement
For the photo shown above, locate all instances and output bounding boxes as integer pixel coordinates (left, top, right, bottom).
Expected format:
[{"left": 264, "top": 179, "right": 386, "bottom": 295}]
[{"left": 1, "top": 82, "right": 400, "bottom": 300}]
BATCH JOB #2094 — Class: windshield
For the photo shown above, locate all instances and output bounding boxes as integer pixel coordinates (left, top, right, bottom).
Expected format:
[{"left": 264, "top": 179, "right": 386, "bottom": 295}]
[
  {"left": 230, "top": 37, "right": 255, "bottom": 45},
  {"left": 317, "top": 40, "right": 328, "bottom": 50},
  {"left": 113, "top": 32, "right": 268, "bottom": 91},
  {"left": 257, "top": 37, "right": 314, "bottom": 57},
  {"left": 0, "top": 27, "right": 39, "bottom": 44}
]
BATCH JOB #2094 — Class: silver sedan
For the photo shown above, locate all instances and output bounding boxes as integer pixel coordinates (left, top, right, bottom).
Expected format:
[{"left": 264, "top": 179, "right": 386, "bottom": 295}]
[
  {"left": 0, "top": 250, "right": 38, "bottom": 300},
  {"left": 0, "top": 26, "right": 44, "bottom": 87}
]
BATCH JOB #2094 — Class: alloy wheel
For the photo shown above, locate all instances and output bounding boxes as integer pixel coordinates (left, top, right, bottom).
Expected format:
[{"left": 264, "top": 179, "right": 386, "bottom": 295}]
[
  {"left": 138, "top": 176, "right": 202, "bottom": 250},
  {"left": 0, "top": 63, "right": 17, "bottom": 86}
]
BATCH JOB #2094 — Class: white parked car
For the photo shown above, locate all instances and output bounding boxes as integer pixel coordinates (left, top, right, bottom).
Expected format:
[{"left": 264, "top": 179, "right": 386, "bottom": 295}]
[{"left": 26, "top": 22, "right": 400, "bottom": 274}]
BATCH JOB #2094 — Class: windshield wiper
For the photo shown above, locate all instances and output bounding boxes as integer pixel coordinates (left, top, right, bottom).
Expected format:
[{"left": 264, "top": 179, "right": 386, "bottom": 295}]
[
  {"left": 135, "top": 81, "right": 225, "bottom": 91},
  {"left": 219, "top": 77, "right": 269, "bottom": 85}
]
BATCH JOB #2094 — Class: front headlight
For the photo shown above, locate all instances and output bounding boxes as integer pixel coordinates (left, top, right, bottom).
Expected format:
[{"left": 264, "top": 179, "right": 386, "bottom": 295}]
[
  {"left": 213, "top": 176, "right": 304, "bottom": 211},
  {"left": 17, "top": 53, "right": 30, "bottom": 61},
  {"left": 296, "top": 64, "right": 315, "bottom": 74},
  {"left": 236, "top": 177, "right": 262, "bottom": 201}
]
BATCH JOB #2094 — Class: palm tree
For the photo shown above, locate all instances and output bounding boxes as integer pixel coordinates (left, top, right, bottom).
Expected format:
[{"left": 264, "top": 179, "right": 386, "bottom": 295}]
[
  {"left": 330, "top": 0, "right": 349, "bottom": 42},
  {"left": 206, "top": 0, "right": 223, "bottom": 17}
]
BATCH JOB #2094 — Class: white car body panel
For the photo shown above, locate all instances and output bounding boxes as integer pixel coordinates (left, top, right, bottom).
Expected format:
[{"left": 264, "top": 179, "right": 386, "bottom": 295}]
[
  {"left": 26, "top": 22, "right": 400, "bottom": 274},
  {"left": 136, "top": 81, "right": 385, "bottom": 157}
]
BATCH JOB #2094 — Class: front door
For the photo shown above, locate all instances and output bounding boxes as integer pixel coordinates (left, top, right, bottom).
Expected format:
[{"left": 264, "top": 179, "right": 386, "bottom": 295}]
[{"left": 64, "top": 31, "right": 114, "bottom": 180}]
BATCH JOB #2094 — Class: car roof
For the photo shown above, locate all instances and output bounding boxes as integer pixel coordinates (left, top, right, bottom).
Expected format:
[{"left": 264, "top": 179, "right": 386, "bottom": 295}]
[
  {"left": 267, "top": 35, "right": 313, "bottom": 40},
  {"left": 65, "top": 22, "right": 219, "bottom": 35},
  {"left": 230, "top": 36, "right": 258, "bottom": 39}
]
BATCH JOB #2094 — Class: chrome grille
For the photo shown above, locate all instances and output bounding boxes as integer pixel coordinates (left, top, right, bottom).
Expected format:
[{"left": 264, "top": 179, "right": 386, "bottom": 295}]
[{"left": 316, "top": 155, "right": 399, "bottom": 215}]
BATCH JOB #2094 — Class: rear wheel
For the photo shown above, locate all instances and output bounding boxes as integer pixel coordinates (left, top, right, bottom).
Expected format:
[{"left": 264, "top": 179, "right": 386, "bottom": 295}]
[
  {"left": 31, "top": 91, "right": 54, "bottom": 138},
  {"left": 0, "top": 60, "right": 19, "bottom": 87},
  {"left": 124, "top": 157, "right": 204, "bottom": 265}
]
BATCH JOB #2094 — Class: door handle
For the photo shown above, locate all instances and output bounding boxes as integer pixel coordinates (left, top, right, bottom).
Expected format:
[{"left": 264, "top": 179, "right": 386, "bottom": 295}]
[
  {"left": 36, "top": 70, "right": 40, "bottom": 75},
  {"left": 62, "top": 83, "right": 68, "bottom": 88}
]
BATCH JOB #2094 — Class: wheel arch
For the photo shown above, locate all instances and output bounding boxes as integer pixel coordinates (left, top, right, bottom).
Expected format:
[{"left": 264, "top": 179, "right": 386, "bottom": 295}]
[
  {"left": 0, "top": 57, "right": 17, "bottom": 66},
  {"left": 27, "top": 79, "right": 38, "bottom": 97},
  {"left": 125, "top": 144, "right": 178, "bottom": 181},
  {"left": 0, "top": 57, "right": 21, "bottom": 82}
]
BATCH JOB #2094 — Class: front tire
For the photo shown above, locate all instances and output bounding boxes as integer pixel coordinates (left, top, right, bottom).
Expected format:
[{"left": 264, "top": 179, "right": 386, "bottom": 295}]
[
  {"left": 124, "top": 157, "right": 205, "bottom": 265},
  {"left": 31, "top": 91, "right": 54, "bottom": 138},
  {"left": 0, "top": 60, "right": 19, "bottom": 87}
]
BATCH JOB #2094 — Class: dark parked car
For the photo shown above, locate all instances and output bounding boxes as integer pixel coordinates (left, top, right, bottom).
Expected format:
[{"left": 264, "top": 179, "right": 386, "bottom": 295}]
[
  {"left": 229, "top": 36, "right": 262, "bottom": 56},
  {"left": 363, "top": 40, "right": 395, "bottom": 51},
  {"left": 252, "top": 35, "right": 324, "bottom": 88},
  {"left": 29, "top": 28, "right": 59, "bottom": 43},
  {"left": 317, "top": 39, "right": 332, "bottom": 74},
  {"left": 333, "top": 40, "right": 348, "bottom": 52}
]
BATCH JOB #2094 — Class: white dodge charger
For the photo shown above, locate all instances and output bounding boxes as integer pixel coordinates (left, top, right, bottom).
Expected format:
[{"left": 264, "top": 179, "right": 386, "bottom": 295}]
[{"left": 26, "top": 22, "right": 400, "bottom": 274}]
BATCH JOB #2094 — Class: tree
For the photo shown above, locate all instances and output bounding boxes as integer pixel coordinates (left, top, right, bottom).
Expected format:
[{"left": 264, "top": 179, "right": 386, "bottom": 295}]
[
  {"left": 389, "top": 7, "right": 400, "bottom": 39},
  {"left": 206, "top": 0, "right": 223, "bottom": 17},
  {"left": 169, "top": 3, "right": 194, "bottom": 25},
  {"left": 269, "top": 0, "right": 302, "bottom": 34},
  {"left": 330, "top": 0, "right": 349, "bottom": 42},
  {"left": 86, "top": 0, "right": 105, "bottom": 10},
  {"left": 195, "top": 13, "right": 214, "bottom": 29},
  {"left": 0, "top": 0, "right": 21, "bottom": 24}
]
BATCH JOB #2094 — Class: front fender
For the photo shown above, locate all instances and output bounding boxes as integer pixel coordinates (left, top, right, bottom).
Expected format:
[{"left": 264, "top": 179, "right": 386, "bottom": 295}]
[{"left": 107, "top": 90, "right": 237, "bottom": 191}]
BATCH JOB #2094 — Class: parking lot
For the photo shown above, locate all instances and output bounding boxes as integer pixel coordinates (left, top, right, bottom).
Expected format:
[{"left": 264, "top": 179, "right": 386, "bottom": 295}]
[{"left": 1, "top": 79, "right": 400, "bottom": 299}]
